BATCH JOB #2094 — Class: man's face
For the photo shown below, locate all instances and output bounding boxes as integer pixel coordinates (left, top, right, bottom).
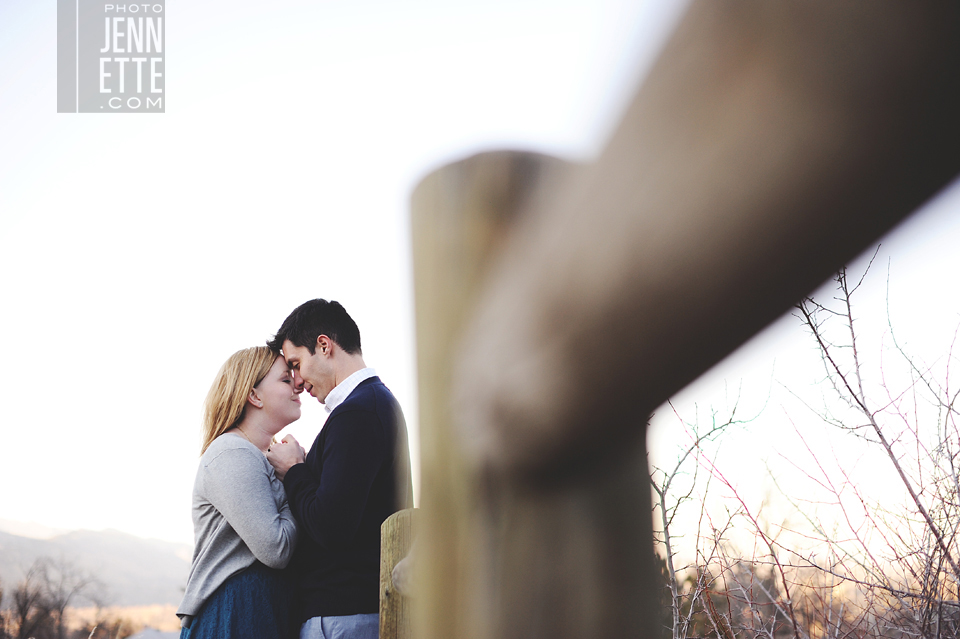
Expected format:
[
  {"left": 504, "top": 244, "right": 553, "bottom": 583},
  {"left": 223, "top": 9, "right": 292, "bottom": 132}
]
[{"left": 282, "top": 339, "right": 335, "bottom": 403}]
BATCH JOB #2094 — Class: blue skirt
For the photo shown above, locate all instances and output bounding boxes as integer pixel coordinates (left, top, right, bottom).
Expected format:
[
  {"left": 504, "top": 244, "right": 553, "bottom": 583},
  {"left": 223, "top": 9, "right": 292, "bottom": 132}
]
[{"left": 180, "top": 562, "right": 296, "bottom": 639}]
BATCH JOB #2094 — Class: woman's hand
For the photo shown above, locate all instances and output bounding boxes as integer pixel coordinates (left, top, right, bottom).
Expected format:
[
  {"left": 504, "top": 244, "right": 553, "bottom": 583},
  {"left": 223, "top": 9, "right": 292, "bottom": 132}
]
[{"left": 265, "top": 435, "right": 306, "bottom": 481}]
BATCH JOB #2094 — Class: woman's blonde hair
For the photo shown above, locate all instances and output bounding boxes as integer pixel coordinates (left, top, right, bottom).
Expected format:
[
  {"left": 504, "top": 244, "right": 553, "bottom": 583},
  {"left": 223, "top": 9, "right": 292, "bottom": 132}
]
[{"left": 200, "top": 346, "right": 279, "bottom": 455}]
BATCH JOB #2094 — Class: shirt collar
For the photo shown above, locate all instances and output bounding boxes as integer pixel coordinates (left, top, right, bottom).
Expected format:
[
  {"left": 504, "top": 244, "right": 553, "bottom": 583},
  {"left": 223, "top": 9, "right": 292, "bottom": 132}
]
[{"left": 323, "top": 367, "right": 377, "bottom": 413}]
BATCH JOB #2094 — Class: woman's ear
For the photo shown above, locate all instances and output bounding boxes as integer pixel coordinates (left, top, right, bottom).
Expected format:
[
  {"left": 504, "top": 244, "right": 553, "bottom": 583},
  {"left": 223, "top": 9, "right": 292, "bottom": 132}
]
[{"left": 247, "top": 388, "right": 264, "bottom": 409}]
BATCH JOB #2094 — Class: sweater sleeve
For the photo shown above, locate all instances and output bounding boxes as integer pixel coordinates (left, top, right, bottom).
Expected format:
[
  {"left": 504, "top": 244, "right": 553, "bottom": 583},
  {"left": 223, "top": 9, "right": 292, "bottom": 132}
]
[
  {"left": 203, "top": 447, "right": 298, "bottom": 569},
  {"left": 284, "top": 409, "right": 387, "bottom": 549}
]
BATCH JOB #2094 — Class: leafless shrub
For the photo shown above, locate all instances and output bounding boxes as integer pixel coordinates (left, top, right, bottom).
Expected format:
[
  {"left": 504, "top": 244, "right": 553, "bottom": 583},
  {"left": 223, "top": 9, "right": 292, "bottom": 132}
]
[
  {"left": 0, "top": 557, "right": 114, "bottom": 639},
  {"left": 655, "top": 256, "right": 960, "bottom": 639}
]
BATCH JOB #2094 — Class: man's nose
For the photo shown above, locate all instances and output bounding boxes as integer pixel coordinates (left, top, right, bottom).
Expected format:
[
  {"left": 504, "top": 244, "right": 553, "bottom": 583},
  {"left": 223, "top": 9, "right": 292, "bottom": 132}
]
[{"left": 292, "top": 370, "right": 306, "bottom": 391}]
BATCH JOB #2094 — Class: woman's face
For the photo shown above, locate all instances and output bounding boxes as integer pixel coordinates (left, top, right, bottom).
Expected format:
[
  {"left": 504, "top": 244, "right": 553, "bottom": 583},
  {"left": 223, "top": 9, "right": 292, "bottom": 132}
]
[{"left": 255, "top": 356, "right": 302, "bottom": 432}]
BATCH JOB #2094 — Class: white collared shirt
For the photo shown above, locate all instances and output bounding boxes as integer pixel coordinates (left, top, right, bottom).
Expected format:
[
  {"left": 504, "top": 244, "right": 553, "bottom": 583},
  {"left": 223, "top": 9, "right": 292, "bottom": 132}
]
[{"left": 323, "top": 367, "right": 378, "bottom": 414}]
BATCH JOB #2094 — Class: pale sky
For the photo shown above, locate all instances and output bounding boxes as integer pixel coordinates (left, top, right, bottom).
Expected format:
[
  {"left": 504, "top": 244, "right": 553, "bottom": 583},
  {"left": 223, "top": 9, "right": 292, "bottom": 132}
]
[
  {"left": 2, "top": 0, "right": 958, "bottom": 550},
  {"left": 0, "top": 0, "right": 687, "bottom": 545}
]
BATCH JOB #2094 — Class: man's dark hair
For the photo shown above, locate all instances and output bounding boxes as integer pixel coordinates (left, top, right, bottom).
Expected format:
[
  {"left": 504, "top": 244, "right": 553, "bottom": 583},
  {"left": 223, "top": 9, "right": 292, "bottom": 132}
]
[{"left": 267, "top": 299, "right": 362, "bottom": 355}]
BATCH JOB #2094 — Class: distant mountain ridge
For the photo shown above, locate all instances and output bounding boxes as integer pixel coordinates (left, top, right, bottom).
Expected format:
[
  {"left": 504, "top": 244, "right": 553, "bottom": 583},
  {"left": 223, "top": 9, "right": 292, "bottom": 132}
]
[
  {"left": 0, "top": 526, "right": 191, "bottom": 607},
  {"left": 0, "top": 518, "right": 69, "bottom": 539}
]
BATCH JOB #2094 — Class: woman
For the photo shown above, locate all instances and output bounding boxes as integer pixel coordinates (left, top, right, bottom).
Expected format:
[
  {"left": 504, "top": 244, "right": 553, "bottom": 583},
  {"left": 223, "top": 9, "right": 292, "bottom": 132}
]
[{"left": 177, "top": 346, "right": 302, "bottom": 639}]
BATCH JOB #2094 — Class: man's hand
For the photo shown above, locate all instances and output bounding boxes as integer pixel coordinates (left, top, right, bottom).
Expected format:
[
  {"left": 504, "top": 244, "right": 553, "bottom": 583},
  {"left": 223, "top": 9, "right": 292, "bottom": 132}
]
[{"left": 266, "top": 434, "right": 306, "bottom": 481}]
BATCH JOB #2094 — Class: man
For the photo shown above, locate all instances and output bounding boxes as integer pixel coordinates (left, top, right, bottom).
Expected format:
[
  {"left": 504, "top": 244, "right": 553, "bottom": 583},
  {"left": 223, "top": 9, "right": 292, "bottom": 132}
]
[{"left": 265, "top": 298, "right": 413, "bottom": 639}]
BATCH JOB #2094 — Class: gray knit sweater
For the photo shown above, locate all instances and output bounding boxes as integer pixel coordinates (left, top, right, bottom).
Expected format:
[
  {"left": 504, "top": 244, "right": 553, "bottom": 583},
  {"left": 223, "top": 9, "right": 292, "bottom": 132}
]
[{"left": 176, "top": 434, "right": 298, "bottom": 627}]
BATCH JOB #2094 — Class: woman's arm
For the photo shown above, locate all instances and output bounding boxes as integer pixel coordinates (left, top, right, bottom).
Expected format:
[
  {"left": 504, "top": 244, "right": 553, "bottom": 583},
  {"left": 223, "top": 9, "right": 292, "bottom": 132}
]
[{"left": 203, "top": 446, "right": 298, "bottom": 569}]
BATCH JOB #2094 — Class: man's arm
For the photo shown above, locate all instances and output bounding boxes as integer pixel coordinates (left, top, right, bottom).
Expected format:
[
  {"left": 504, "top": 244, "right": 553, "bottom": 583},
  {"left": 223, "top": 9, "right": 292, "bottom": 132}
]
[{"left": 281, "top": 411, "right": 388, "bottom": 548}]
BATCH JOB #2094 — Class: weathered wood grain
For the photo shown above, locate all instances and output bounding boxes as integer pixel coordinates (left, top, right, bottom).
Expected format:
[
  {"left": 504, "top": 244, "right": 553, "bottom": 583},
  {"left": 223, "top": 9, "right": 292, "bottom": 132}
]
[{"left": 380, "top": 508, "right": 420, "bottom": 639}]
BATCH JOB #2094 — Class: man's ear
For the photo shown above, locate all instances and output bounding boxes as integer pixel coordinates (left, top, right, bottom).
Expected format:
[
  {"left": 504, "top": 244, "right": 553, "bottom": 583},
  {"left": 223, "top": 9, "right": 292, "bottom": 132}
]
[
  {"left": 247, "top": 388, "right": 263, "bottom": 409},
  {"left": 316, "top": 335, "right": 333, "bottom": 356}
]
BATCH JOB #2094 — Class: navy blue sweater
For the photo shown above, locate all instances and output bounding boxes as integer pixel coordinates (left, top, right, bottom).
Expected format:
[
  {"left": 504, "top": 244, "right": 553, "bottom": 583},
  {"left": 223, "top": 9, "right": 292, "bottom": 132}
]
[{"left": 283, "top": 377, "right": 412, "bottom": 621}]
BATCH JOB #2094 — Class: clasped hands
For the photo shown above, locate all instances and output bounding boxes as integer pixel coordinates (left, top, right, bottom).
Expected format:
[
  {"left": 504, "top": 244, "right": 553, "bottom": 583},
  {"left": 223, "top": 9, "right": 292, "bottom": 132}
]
[{"left": 265, "top": 435, "right": 306, "bottom": 481}]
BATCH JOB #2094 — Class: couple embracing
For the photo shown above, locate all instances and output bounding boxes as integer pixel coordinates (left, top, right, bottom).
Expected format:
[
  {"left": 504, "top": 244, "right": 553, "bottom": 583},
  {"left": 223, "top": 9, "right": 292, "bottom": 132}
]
[{"left": 176, "top": 299, "right": 413, "bottom": 639}]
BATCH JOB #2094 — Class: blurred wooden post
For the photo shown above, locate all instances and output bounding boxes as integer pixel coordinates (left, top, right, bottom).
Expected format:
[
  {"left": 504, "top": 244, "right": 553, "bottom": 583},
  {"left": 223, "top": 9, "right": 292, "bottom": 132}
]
[
  {"left": 409, "top": 4, "right": 960, "bottom": 639},
  {"left": 410, "top": 151, "right": 575, "bottom": 639},
  {"left": 380, "top": 508, "right": 419, "bottom": 639}
]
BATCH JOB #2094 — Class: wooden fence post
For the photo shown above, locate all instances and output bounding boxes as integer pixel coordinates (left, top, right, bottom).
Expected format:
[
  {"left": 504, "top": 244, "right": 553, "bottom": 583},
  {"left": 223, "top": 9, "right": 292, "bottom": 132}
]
[
  {"left": 380, "top": 508, "right": 420, "bottom": 639},
  {"left": 409, "top": 151, "right": 575, "bottom": 639}
]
